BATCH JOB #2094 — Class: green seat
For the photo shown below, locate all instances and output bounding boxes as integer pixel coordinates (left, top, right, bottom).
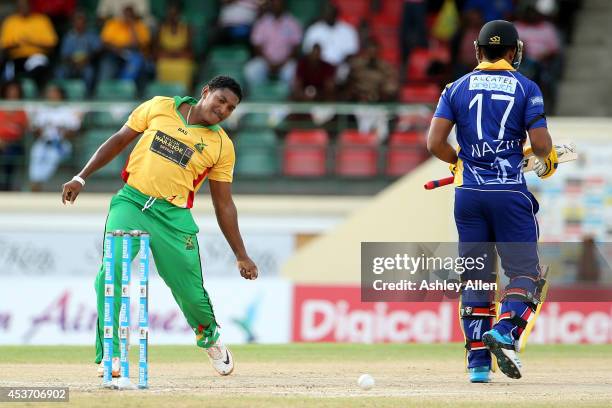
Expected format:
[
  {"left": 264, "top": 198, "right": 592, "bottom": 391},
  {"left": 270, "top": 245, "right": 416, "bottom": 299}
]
[
  {"left": 95, "top": 80, "right": 137, "bottom": 101},
  {"left": 191, "top": 23, "right": 210, "bottom": 57},
  {"left": 21, "top": 78, "right": 38, "bottom": 99},
  {"left": 150, "top": 0, "right": 168, "bottom": 21},
  {"left": 54, "top": 79, "right": 87, "bottom": 100},
  {"left": 236, "top": 130, "right": 277, "bottom": 146},
  {"left": 145, "top": 81, "right": 187, "bottom": 98},
  {"left": 248, "top": 81, "right": 289, "bottom": 102},
  {"left": 77, "top": 129, "right": 127, "bottom": 177},
  {"left": 240, "top": 113, "right": 271, "bottom": 129},
  {"left": 83, "top": 111, "right": 129, "bottom": 129},
  {"left": 200, "top": 65, "right": 245, "bottom": 89},
  {"left": 184, "top": 0, "right": 218, "bottom": 24},
  {"left": 234, "top": 130, "right": 279, "bottom": 176},
  {"left": 287, "top": 0, "right": 323, "bottom": 27},
  {"left": 209, "top": 46, "right": 250, "bottom": 66}
]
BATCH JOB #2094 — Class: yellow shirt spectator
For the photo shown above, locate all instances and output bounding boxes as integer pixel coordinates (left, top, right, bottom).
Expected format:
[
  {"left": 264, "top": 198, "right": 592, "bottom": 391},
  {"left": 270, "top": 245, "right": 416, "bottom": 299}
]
[
  {"left": 0, "top": 13, "right": 57, "bottom": 59},
  {"left": 101, "top": 17, "right": 150, "bottom": 50}
]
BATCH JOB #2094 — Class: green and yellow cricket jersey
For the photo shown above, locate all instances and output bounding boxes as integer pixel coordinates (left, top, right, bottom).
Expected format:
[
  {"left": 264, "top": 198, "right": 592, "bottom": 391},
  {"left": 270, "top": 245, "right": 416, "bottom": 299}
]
[{"left": 122, "top": 96, "right": 235, "bottom": 208}]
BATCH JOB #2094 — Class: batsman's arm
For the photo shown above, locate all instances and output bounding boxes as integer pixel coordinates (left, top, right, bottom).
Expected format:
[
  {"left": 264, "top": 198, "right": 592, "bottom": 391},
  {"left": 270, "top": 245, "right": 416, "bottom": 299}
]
[
  {"left": 426, "top": 117, "right": 458, "bottom": 164},
  {"left": 61, "top": 125, "right": 140, "bottom": 204},
  {"left": 209, "top": 180, "right": 258, "bottom": 280},
  {"left": 527, "top": 127, "right": 552, "bottom": 158}
]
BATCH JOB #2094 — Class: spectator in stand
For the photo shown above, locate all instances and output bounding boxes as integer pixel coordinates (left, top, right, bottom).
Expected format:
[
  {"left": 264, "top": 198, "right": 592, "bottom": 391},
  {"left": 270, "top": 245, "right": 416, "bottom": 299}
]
[
  {"left": 244, "top": 0, "right": 302, "bottom": 88},
  {"left": 28, "top": 84, "right": 82, "bottom": 192},
  {"left": 556, "top": 0, "right": 582, "bottom": 44},
  {"left": 344, "top": 40, "right": 398, "bottom": 103},
  {"left": 292, "top": 43, "right": 336, "bottom": 101},
  {"left": 450, "top": 9, "right": 483, "bottom": 79},
  {"left": 462, "top": 0, "right": 515, "bottom": 22},
  {"left": 302, "top": 3, "right": 359, "bottom": 82},
  {"left": 0, "top": 80, "right": 28, "bottom": 191},
  {"left": 56, "top": 11, "right": 102, "bottom": 96},
  {"left": 515, "top": 4, "right": 562, "bottom": 110},
  {"left": 154, "top": 1, "right": 194, "bottom": 90},
  {"left": 0, "top": 0, "right": 58, "bottom": 93},
  {"left": 30, "top": 0, "right": 76, "bottom": 37},
  {"left": 98, "top": 6, "right": 151, "bottom": 88},
  {"left": 210, "top": 0, "right": 262, "bottom": 47},
  {"left": 97, "top": 0, "right": 155, "bottom": 28},
  {"left": 399, "top": 0, "right": 428, "bottom": 71}
]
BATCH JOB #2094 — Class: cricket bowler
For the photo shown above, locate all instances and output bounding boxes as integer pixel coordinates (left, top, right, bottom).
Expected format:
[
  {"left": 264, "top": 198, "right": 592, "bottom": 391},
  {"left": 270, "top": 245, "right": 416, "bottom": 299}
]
[
  {"left": 427, "top": 20, "right": 562, "bottom": 382},
  {"left": 61, "top": 76, "right": 258, "bottom": 378}
]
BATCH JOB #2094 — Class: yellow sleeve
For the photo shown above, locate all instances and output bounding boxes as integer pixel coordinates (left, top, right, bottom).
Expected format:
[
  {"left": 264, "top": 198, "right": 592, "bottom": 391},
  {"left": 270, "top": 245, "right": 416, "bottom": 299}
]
[
  {"left": 125, "top": 98, "right": 156, "bottom": 133},
  {"left": 0, "top": 17, "right": 17, "bottom": 48},
  {"left": 136, "top": 21, "right": 150, "bottom": 46},
  {"left": 208, "top": 137, "right": 235, "bottom": 182},
  {"left": 100, "top": 20, "right": 116, "bottom": 45},
  {"left": 35, "top": 15, "right": 58, "bottom": 47}
]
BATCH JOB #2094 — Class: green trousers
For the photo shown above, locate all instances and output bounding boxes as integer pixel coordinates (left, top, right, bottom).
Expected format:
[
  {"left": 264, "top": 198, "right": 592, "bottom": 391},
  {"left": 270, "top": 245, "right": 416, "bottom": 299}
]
[{"left": 94, "top": 184, "right": 218, "bottom": 363}]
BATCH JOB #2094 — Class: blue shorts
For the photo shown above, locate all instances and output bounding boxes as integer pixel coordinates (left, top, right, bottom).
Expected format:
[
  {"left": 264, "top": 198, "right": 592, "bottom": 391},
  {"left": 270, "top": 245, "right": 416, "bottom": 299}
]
[{"left": 454, "top": 186, "right": 541, "bottom": 294}]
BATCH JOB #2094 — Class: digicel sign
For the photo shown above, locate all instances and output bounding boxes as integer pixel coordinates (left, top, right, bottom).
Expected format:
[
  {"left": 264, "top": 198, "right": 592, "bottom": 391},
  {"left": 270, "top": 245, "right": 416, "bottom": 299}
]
[
  {"left": 292, "top": 285, "right": 464, "bottom": 343},
  {"left": 292, "top": 285, "right": 612, "bottom": 344}
]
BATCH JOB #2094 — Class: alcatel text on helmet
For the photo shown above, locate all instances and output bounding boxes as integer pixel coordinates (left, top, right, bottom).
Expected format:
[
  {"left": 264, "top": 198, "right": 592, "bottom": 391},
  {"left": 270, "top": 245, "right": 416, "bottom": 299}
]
[{"left": 474, "top": 20, "right": 523, "bottom": 69}]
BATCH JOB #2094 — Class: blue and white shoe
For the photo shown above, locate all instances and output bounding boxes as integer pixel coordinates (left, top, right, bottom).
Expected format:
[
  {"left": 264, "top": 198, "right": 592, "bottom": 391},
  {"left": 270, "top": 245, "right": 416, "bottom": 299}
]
[
  {"left": 469, "top": 366, "right": 491, "bottom": 383},
  {"left": 482, "top": 329, "right": 522, "bottom": 379}
]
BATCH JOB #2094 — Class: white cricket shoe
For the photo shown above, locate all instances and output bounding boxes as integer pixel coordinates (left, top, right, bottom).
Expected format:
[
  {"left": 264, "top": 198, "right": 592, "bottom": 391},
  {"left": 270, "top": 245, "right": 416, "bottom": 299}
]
[
  {"left": 206, "top": 339, "right": 234, "bottom": 376},
  {"left": 97, "top": 357, "right": 120, "bottom": 378}
]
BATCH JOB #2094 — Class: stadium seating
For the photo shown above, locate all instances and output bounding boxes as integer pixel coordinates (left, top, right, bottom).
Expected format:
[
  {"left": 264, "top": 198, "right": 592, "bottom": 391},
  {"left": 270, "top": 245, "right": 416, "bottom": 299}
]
[
  {"left": 378, "top": 0, "right": 403, "bottom": 24},
  {"left": 76, "top": 129, "right": 127, "bottom": 177},
  {"left": 283, "top": 129, "right": 329, "bottom": 177},
  {"left": 287, "top": 0, "right": 324, "bottom": 28},
  {"left": 335, "top": 130, "right": 379, "bottom": 177},
  {"left": 209, "top": 46, "right": 251, "bottom": 67},
  {"left": 54, "top": 79, "right": 87, "bottom": 100},
  {"left": 145, "top": 81, "right": 188, "bottom": 98},
  {"left": 234, "top": 130, "right": 280, "bottom": 177},
  {"left": 83, "top": 111, "right": 128, "bottom": 129},
  {"left": 240, "top": 113, "right": 270, "bottom": 129},
  {"left": 405, "top": 46, "right": 451, "bottom": 83},
  {"left": 95, "top": 80, "right": 137, "bottom": 101},
  {"left": 333, "top": 0, "right": 370, "bottom": 26},
  {"left": 385, "top": 131, "right": 429, "bottom": 177},
  {"left": 248, "top": 81, "right": 289, "bottom": 102},
  {"left": 399, "top": 83, "right": 440, "bottom": 104},
  {"left": 21, "top": 78, "right": 37, "bottom": 99}
]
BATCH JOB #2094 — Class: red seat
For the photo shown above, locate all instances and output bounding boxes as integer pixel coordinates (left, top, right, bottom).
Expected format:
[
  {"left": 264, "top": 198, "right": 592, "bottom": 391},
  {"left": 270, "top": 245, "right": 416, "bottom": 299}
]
[
  {"left": 386, "top": 131, "right": 429, "bottom": 176},
  {"left": 395, "top": 110, "right": 433, "bottom": 131},
  {"left": 380, "top": 47, "right": 400, "bottom": 67},
  {"left": 335, "top": 130, "right": 379, "bottom": 177},
  {"left": 333, "top": 0, "right": 369, "bottom": 26},
  {"left": 286, "top": 129, "right": 328, "bottom": 145},
  {"left": 386, "top": 148, "right": 428, "bottom": 176},
  {"left": 380, "top": 0, "right": 403, "bottom": 24},
  {"left": 405, "top": 48, "right": 433, "bottom": 82},
  {"left": 389, "top": 131, "right": 424, "bottom": 146},
  {"left": 338, "top": 130, "right": 378, "bottom": 145},
  {"left": 283, "top": 129, "right": 329, "bottom": 177},
  {"left": 400, "top": 83, "right": 440, "bottom": 104}
]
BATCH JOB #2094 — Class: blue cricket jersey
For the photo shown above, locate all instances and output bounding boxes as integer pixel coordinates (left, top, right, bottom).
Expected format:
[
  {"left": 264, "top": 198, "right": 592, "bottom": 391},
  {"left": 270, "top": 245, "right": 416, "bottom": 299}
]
[{"left": 433, "top": 60, "right": 547, "bottom": 187}]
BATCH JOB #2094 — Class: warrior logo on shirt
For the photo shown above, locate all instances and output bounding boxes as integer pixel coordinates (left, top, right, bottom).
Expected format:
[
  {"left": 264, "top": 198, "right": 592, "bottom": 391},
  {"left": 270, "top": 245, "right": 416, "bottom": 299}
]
[{"left": 150, "top": 131, "right": 194, "bottom": 168}]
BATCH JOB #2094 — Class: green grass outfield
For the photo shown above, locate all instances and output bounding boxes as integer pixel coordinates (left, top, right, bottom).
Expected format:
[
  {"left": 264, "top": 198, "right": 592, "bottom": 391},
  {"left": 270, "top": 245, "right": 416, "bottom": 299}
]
[{"left": 1, "top": 344, "right": 611, "bottom": 408}]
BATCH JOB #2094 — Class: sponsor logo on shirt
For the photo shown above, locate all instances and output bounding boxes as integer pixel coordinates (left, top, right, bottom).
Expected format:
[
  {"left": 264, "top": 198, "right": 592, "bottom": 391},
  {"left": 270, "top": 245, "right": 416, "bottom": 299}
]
[
  {"left": 530, "top": 96, "right": 544, "bottom": 106},
  {"left": 150, "top": 131, "right": 194, "bottom": 168},
  {"left": 469, "top": 75, "right": 517, "bottom": 94}
]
